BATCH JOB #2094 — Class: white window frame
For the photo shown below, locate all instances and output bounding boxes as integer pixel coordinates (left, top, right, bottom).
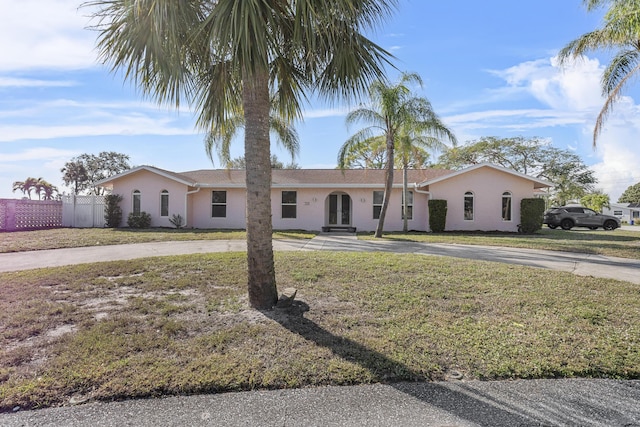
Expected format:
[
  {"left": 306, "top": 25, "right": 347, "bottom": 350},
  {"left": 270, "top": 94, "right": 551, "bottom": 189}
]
[
  {"left": 211, "top": 190, "right": 227, "bottom": 218},
  {"left": 464, "top": 191, "right": 474, "bottom": 221},
  {"left": 132, "top": 190, "right": 141, "bottom": 215},
  {"left": 373, "top": 191, "right": 384, "bottom": 219},
  {"left": 501, "top": 191, "right": 512, "bottom": 221},
  {"left": 282, "top": 191, "right": 297, "bottom": 219},
  {"left": 402, "top": 190, "right": 413, "bottom": 220},
  {"left": 160, "top": 190, "right": 169, "bottom": 217}
]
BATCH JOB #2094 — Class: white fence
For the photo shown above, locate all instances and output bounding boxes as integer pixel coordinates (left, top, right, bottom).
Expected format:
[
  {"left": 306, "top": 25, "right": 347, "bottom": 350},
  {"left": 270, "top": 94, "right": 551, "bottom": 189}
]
[{"left": 62, "top": 195, "right": 106, "bottom": 228}]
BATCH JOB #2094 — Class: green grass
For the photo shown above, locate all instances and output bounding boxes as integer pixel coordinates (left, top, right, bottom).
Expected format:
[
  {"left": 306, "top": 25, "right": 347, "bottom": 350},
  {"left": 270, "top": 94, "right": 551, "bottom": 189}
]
[
  {"left": 361, "top": 228, "right": 640, "bottom": 260},
  {"left": 0, "top": 228, "right": 316, "bottom": 253},
  {"left": 1, "top": 251, "right": 638, "bottom": 411}
]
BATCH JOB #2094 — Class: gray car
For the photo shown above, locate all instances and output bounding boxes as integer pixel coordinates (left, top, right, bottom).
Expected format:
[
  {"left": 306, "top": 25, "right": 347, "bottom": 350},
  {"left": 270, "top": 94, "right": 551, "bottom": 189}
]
[{"left": 543, "top": 206, "right": 621, "bottom": 231}]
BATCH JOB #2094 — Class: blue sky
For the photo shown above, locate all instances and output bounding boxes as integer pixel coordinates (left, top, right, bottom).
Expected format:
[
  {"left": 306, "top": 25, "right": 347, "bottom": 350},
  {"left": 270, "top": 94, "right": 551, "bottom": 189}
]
[{"left": 2, "top": 0, "right": 639, "bottom": 201}]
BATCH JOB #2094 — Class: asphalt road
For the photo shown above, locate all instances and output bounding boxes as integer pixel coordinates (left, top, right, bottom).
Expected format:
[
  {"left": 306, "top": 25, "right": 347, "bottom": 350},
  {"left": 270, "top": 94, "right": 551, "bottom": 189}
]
[{"left": 2, "top": 380, "right": 640, "bottom": 426}]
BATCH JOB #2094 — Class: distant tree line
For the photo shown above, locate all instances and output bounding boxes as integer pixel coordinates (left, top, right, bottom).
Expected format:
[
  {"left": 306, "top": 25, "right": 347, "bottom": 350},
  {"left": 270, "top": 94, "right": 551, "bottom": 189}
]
[{"left": 61, "top": 152, "right": 131, "bottom": 195}]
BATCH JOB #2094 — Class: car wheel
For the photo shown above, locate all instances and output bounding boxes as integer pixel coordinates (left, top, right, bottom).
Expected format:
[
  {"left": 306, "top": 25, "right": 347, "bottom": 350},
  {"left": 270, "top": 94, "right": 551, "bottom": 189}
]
[
  {"left": 560, "top": 219, "right": 574, "bottom": 230},
  {"left": 548, "top": 224, "right": 557, "bottom": 229},
  {"left": 589, "top": 227, "right": 598, "bottom": 230},
  {"left": 603, "top": 220, "right": 617, "bottom": 231}
]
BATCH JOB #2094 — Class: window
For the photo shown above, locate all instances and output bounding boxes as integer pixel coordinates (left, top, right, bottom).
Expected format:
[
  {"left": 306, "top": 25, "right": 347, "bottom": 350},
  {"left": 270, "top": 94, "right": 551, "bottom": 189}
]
[
  {"left": 501, "top": 191, "right": 512, "bottom": 221},
  {"left": 160, "top": 190, "right": 169, "bottom": 217},
  {"left": 464, "top": 191, "right": 474, "bottom": 220},
  {"left": 212, "top": 191, "right": 227, "bottom": 218},
  {"left": 282, "top": 191, "right": 297, "bottom": 218},
  {"left": 132, "top": 190, "right": 141, "bottom": 215},
  {"left": 402, "top": 191, "right": 413, "bottom": 220},
  {"left": 373, "top": 191, "right": 384, "bottom": 219},
  {"left": 614, "top": 210, "right": 623, "bottom": 216}
]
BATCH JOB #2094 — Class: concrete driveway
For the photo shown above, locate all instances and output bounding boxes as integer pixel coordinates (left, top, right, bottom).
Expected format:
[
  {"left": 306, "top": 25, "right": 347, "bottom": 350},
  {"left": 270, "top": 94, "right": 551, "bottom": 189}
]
[{"left": 1, "top": 234, "right": 639, "bottom": 284}]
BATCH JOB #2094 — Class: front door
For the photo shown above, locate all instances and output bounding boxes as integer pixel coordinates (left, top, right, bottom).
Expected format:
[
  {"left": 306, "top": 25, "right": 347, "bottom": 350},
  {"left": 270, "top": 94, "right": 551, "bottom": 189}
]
[{"left": 328, "top": 193, "right": 351, "bottom": 226}]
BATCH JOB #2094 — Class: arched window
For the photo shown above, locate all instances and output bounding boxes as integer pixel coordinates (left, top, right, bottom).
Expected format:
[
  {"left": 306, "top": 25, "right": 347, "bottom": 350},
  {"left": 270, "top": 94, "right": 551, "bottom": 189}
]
[
  {"left": 502, "top": 191, "right": 512, "bottom": 221},
  {"left": 464, "top": 191, "right": 474, "bottom": 221},
  {"left": 160, "top": 190, "right": 169, "bottom": 217},
  {"left": 132, "top": 190, "right": 141, "bottom": 215}
]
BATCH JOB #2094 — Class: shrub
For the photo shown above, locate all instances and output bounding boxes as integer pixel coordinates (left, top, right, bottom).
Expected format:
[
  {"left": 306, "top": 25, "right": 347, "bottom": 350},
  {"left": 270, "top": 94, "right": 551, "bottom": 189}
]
[
  {"left": 169, "top": 213, "right": 184, "bottom": 229},
  {"left": 428, "top": 199, "right": 447, "bottom": 232},
  {"left": 520, "top": 198, "right": 545, "bottom": 234},
  {"left": 127, "top": 212, "right": 152, "bottom": 228},
  {"left": 104, "top": 194, "right": 123, "bottom": 228}
]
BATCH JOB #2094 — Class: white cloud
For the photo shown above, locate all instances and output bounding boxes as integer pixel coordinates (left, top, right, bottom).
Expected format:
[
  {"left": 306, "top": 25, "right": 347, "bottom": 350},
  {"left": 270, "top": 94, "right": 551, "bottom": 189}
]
[
  {"left": 0, "top": 0, "right": 98, "bottom": 72},
  {"left": 0, "top": 147, "right": 79, "bottom": 162},
  {"left": 487, "top": 56, "right": 604, "bottom": 111},
  {"left": 447, "top": 54, "right": 640, "bottom": 199},
  {"left": 303, "top": 107, "right": 350, "bottom": 119},
  {"left": 0, "top": 77, "right": 77, "bottom": 88},
  {"left": 0, "top": 97, "right": 199, "bottom": 142}
]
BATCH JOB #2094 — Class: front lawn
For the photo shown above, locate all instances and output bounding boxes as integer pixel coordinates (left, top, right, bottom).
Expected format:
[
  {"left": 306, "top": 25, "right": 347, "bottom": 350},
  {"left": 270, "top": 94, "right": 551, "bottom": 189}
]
[
  {"left": 0, "top": 228, "right": 316, "bottom": 253},
  {"left": 1, "top": 251, "right": 638, "bottom": 411}
]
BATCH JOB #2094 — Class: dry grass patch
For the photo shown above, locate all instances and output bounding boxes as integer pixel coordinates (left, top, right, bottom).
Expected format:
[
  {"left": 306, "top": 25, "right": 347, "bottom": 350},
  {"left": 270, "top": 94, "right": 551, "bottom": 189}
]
[{"left": 1, "top": 252, "right": 638, "bottom": 411}]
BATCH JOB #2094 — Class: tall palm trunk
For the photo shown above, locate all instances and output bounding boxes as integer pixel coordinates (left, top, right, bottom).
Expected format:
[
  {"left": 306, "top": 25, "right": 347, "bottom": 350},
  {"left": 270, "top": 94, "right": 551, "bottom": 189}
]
[
  {"left": 375, "top": 134, "right": 395, "bottom": 238},
  {"left": 402, "top": 164, "right": 408, "bottom": 232},
  {"left": 243, "top": 69, "right": 278, "bottom": 309}
]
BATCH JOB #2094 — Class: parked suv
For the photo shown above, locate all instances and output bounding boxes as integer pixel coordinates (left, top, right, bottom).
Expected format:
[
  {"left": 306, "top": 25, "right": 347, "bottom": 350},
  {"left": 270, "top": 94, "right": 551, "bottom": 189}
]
[{"left": 543, "top": 206, "right": 621, "bottom": 231}]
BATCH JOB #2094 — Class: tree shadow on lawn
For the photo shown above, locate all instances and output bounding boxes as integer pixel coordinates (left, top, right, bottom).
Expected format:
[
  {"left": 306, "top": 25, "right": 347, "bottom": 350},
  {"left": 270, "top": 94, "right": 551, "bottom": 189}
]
[{"left": 263, "top": 301, "right": 546, "bottom": 427}]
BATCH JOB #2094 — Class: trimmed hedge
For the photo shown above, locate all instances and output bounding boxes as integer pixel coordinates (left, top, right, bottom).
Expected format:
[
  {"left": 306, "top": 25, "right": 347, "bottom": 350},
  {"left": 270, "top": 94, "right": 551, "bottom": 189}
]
[
  {"left": 428, "top": 199, "right": 447, "bottom": 232},
  {"left": 104, "top": 194, "right": 123, "bottom": 228},
  {"left": 520, "top": 198, "right": 545, "bottom": 234},
  {"left": 127, "top": 212, "right": 152, "bottom": 228}
]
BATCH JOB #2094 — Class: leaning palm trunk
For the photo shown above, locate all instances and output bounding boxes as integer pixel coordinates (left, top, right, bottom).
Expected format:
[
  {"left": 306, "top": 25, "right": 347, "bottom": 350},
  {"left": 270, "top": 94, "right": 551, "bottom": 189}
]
[
  {"left": 243, "top": 70, "right": 278, "bottom": 309},
  {"left": 375, "top": 135, "right": 395, "bottom": 238}
]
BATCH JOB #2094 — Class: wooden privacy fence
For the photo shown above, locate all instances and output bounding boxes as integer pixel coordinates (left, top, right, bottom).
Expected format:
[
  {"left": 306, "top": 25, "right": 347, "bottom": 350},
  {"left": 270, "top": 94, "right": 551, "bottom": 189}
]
[
  {"left": 62, "top": 195, "right": 106, "bottom": 228},
  {"left": 0, "top": 199, "right": 63, "bottom": 231}
]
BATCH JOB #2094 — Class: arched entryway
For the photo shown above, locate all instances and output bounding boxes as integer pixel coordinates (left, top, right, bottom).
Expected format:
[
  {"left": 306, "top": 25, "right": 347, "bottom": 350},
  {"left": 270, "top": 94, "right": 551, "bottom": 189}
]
[{"left": 325, "top": 192, "right": 352, "bottom": 228}]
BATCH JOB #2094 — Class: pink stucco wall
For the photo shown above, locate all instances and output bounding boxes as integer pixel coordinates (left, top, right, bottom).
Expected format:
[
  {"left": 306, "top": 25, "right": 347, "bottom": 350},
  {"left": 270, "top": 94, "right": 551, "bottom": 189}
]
[
  {"left": 108, "top": 171, "right": 423, "bottom": 231},
  {"left": 428, "top": 167, "right": 534, "bottom": 232},
  {"left": 111, "top": 170, "right": 190, "bottom": 228},
  {"left": 106, "top": 166, "right": 541, "bottom": 232}
]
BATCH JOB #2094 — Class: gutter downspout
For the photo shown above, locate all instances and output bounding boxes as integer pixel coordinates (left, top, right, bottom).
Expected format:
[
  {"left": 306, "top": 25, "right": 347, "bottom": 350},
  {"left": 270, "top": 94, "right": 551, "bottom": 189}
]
[
  {"left": 185, "top": 187, "right": 201, "bottom": 228},
  {"left": 413, "top": 183, "right": 430, "bottom": 195},
  {"left": 414, "top": 183, "right": 432, "bottom": 232}
]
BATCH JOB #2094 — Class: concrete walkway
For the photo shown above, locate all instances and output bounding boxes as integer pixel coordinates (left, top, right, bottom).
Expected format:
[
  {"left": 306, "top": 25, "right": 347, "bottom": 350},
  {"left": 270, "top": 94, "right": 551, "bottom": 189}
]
[
  {"left": 2, "top": 233, "right": 640, "bottom": 426},
  {"left": 1, "top": 233, "right": 639, "bottom": 284}
]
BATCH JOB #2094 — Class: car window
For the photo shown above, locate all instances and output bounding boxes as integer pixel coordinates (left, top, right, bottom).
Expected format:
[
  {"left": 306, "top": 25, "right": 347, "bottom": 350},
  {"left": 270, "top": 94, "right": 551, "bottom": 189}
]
[
  {"left": 566, "top": 207, "right": 583, "bottom": 213},
  {"left": 584, "top": 209, "right": 597, "bottom": 216}
]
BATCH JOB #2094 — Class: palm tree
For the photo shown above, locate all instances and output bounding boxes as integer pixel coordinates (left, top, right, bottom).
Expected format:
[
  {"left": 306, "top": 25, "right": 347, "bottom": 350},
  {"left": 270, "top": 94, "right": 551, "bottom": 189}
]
[
  {"left": 34, "top": 178, "right": 58, "bottom": 200},
  {"left": 395, "top": 127, "right": 456, "bottom": 232},
  {"left": 12, "top": 181, "right": 26, "bottom": 198},
  {"left": 87, "top": 0, "right": 397, "bottom": 309},
  {"left": 22, "top": 177, "right": 38, "bottom": 200},
  {"left": 61, "top": 160, "right": 88, "bottom": 195},
  {"left": 339, "top": 72, "right": 456, "bottom": 237},
  {"left": 559, "top": 0, "right": 640, "bottom": 146},
  {"left": 204, "top": 108, "right": 300, "bottom": 169}
]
